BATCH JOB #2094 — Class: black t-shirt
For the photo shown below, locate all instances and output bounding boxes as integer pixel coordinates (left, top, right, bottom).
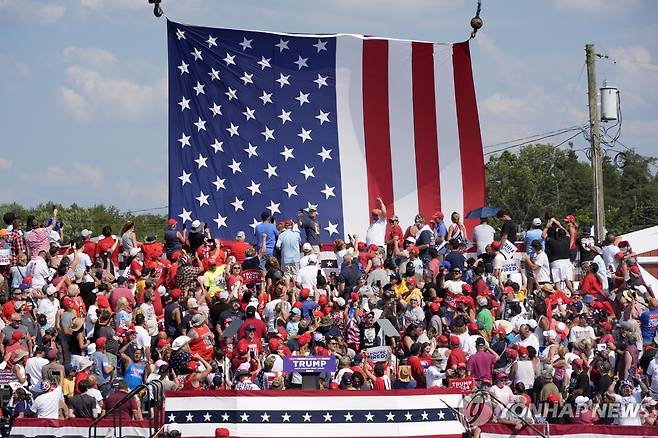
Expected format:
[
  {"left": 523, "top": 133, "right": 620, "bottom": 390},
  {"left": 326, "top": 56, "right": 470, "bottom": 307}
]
[
  {"left": 569, "top": 370, "right": 590, "bottom": 396},
  {"left": 595, "top": 374, "right": 613, "bottom": 395},
  {"left": 545, "top": 237, "right": 571, "bottom": 262},
  {"left": 78, "top": 281, "right": 96, "bottom": 309},
  {"left": 241, "top": 256, "right": 260, "bottom": 271},
  {"left": 501, "top": 220, "right": 517, "bottom": 242},
  {"left": 188, "top": 231, "right": 205, "bottom": 254},
  {"left": 338, "top": 263, "right": 360, "bottom": 296},
  {"left": 209, "top": 301, "right": 230, "bottom": 329},
  {"left": 69, "top": 393, "right": 96, "bottom": 418}
]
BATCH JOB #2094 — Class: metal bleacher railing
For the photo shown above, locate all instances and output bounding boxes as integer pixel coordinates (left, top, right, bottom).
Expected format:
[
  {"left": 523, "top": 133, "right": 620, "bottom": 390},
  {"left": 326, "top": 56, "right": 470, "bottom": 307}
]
[{"left": 88, "top": 380, "right": 165, "bottom": 438}]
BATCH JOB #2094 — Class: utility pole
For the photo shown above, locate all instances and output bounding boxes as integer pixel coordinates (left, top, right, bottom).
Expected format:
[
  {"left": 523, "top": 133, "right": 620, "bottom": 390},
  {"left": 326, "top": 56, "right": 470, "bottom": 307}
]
[{"left": 586, "top": 44, "right": 606, "bottom": 241}]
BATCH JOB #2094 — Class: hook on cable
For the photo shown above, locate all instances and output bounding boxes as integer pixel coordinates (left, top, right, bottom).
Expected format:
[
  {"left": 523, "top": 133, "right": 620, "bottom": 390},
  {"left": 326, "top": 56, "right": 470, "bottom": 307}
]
[
  {"left": 148, "top": 0, "right": 163, "bottom": 18},
  {"left": 470, "top": 0, "right": 483, "bottom": 39}
]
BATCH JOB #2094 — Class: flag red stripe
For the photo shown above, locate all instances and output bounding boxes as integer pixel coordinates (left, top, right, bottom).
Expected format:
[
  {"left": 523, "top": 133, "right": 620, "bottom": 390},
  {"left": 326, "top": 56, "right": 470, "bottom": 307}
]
[
  {"left": 362, "top": 39, "right": 395, "bottom": 216},
  {"left": 452, "top": 42, "right": 485, "bottom": 230},
  {"left": 411, "top": 42, "right": 441, "bottom": 220}
]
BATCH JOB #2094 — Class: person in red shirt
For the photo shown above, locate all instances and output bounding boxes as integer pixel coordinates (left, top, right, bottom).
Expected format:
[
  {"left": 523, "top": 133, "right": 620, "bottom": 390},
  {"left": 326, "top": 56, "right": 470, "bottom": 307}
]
[
  {"left": 580, "top": 262, "right": 603, "bottom": 297},
  {"left": 95, "top": 226, "right": 119, "bottom": 271},
  {"left": 235, "top": 326, "right": 264, "bottom": 356},
  {"left": 226, "top": 231, "right": 252, "bottom": 265},
  {"left": 187, "top": 314, "right": 215, "bottom": 361},
  {"left": 385, "top": 215, "right": 403, "bottom": 257},
  {"left": 447, "top": 335, "right": 467, "bottom": 369},
  {"left": 74, "top": 357, "right": 93, "bottom": 395},
  {"left": 68, "top": 284, "right": 87, "bottom": 319},
  {"left": 237, "top": 306, "right": 267, "bottom": 340},
  {"left": 81, "top": 229, "right": 97, "bottom": 262},
  {"left": 406, "top": 343, "right": 427, "bottom": 388}
]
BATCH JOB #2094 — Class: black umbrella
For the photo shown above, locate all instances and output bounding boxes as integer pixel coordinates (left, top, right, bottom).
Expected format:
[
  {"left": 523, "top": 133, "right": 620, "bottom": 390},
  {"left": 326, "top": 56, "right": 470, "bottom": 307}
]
[{"left": 466, "top": 206, "right": 500, "bottom": 219}]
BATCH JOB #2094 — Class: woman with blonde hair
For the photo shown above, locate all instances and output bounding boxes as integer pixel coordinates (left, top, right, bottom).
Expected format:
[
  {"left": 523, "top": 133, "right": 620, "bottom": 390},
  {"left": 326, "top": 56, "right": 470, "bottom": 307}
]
[
  {"left": 10, "top": 252, "right": 29, "bottom": 289},
  {"left": 447, "top": 211, "right": 467, "bottom": 243}
]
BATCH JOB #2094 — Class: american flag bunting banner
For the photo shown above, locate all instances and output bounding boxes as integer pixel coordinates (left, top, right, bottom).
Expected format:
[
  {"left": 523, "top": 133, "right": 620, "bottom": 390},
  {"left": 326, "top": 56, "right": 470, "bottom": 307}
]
[
  {"left": 165, "top": 389, "right": 465, "bottom": 438},
  {"left": 167, "top": 20, "right": 485, "bottom": 241}
]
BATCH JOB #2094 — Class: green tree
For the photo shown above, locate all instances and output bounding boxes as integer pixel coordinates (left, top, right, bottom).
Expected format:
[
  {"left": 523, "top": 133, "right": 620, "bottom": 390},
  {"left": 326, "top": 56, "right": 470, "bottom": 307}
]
[{"left": 485, "top": 144, "right": 658, "bottom": 233}]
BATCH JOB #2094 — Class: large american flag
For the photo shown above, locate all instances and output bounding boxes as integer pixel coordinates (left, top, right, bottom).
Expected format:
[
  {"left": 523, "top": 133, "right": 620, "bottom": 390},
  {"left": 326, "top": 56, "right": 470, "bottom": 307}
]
[
  {"left": 167, "top": 20, "right": 485, "bottom": 241},
  {"left": 165, "top": 389, "right": 465, "bottom": 438}
]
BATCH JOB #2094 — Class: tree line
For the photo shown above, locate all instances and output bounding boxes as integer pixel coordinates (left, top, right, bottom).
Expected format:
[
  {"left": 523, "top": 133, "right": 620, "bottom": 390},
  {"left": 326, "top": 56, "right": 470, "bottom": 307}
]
[{"left": 2, "top": 144, "right": 656, "bottom": 240}]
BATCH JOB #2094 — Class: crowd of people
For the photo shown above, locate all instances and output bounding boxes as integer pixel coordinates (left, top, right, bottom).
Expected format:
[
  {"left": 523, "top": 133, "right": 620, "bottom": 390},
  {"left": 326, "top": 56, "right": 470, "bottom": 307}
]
[{"left": 0, "top": 204, "right": 656, "bottom": 428}]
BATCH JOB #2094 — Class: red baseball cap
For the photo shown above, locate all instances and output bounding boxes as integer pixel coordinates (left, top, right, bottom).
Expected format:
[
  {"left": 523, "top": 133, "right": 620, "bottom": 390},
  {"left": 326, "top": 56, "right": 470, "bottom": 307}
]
[
  {"left": 614, "top": 252, "right": 625, "bottom": 260},
  {"left": 433, "top": 211, "right": 444, "bottom": 220},
  {"left": 630, "top": 265, "right": 640, "bottom": 274},
  {"left": 491, "top": 241, "right": 501, "bottom": 251},
  {"left": 95, "top": 337, "right": 107, "bottom": 348},
  {"left": 300, "top": 288, "right": 310, "bottom": 300},
  {"left": 517, "top": 345, "right": 528, "bottom": 356},
  {"left": 170, "top": 288, "right": 181, "bottom": 300},
  {"left": 318, "top": 295, "right": 328, "bottom": 306},
  {"left": 357, "top": 242, "right": 366, "bottom": 251},
  {"left": 450, "top": 335, "right": 460, "bottom": 346},
  {"left": 506, "top": 348, "right": 518, "bottom": 360},
  {"left": 429, "top": 302, "right": 440, "bottom": 314},
  {"left": 368, "top": 244, "right": 378, "bottom": 252},
  {"left": 547, "top": 393, "right": 560, "bottom": 404},
  {"left": 564, "top": 214, "right": 576, "bottom": 223},
  {"left": 410, "top": 246, "right": 420, "bottom": 255},
  {"left": 268, "top": 338, "right": 280, "bottom": 351},
  {"left": 462, "top": 284, "right": 472, "bottom": 293},
  {"left": 167, "top": 218, "right": 177, "bottom": 226},
  {"left": 572, "top": 358, "right": 584, "bottom": 367},
  {"left": 350, "top": 291, "right": 360, "bottom": 302},
  {"left": 600, "top": 321, "right": 612, "bottom": 331},
  {"left": 96, "top": 294, "right": 110, "bottom": 309},
  {"left": 157, "top": 338, "right": 171, "bottom": 349},
  {"left": 438, "top": 335, "right": 448, "bottom": 344},
  {"left": 407, "top": 278, "right": 417, "bottom": 287}
]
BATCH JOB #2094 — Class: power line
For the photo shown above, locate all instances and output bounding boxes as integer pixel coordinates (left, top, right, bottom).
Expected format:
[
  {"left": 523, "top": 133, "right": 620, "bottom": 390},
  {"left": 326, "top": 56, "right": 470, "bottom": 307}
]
[
  {"left": 484, "top": 126, "right": 587, "bottom": 156},
  {"left": 484, "top": 125, "right": 585, "bottom": 149}
]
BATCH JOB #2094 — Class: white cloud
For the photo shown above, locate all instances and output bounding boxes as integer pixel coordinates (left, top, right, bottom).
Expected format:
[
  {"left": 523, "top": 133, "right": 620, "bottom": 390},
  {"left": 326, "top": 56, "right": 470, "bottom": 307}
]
[
  {"left": 58, "top": 46, "right": 164, "bottom": 123},
  {"left": 0, "top": 0, "right": 65, "bottom": 24},
  {"left": 609, "top": 46, "right": 658, "bottom": 74},
  {"left": 552, "top": 0, "right": 639, "bottom": 15},
  {"left": 0, "top": 158, "right": 13, "bottom": 169},
  {"left": 40, "top": 162, "right": 106, "bottom": 187},
  {"left": 80, "top": 0, "right": 143, "bottom": 10},
  {"left": 481, "top": 93, "right": 527, "bottom": 117}
]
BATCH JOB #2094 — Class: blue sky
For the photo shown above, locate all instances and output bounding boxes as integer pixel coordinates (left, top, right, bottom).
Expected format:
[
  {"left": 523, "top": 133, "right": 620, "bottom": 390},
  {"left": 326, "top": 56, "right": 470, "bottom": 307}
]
[{"left": 1, "top": 0, "right": 656, "bottom": 212}]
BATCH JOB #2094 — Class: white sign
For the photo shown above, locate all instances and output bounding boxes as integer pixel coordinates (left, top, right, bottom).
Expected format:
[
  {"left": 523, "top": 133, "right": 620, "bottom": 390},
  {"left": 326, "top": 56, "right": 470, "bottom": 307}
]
[
  {"left": 0, "top": 249, "right": 10, "bottom": 266},
  {"left": 500, "top": 240, "right": 517, "bottom": 259},
  {"left": 500, "top": 258, "right": 521, "bottom": 274},
  {"left": 366, "top": 346, "right": 391, "bottom": 363}
]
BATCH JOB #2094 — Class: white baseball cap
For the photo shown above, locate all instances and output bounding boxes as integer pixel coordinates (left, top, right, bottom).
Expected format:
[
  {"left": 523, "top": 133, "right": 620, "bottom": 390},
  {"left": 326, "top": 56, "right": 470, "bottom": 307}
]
[
  {"left": 302, "top": 242, "right": 312, "bottom": 252},
  {"left": 532, "top": 218, "right": 542, "bottom": 227},
  {"left": 81, "top": 229, "right": 92, "bottom": 238},
  {"left": 236, "top": 230, "right": 246, "bottom": 239}
]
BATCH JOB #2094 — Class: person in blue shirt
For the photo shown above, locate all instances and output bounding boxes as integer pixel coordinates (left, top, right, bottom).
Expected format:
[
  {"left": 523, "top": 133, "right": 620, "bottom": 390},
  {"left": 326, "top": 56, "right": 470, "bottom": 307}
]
[
  {"left": 254, "top": 211, "right": 279, "bottom": 270},
  {"left": 276, "top": 220, "right": 301, "bottom": 277},
  {"left": 524, "top": 218, "right": 544, "bottom": 258}
]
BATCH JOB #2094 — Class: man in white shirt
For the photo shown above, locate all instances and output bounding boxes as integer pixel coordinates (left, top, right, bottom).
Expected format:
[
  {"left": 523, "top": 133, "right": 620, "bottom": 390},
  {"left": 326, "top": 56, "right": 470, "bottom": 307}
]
[
  {"left": 511, "top": 324, "right": 540, "bottom": 352},
  {"left": 568, "top": 314, "right": 596, "bottom": 347},
  {"left": 69, "top": 240, "right": 93, "bottom": 274},
  {"left": 27, "top": 251, "right": 50, "bottom": 290},
  {"left": 523, "top": 240, "right": 551, "bottom": 286},
  {"left": 133, "top": 313, "right": 152, "bottom": 360},
  {"left": 472, "top": 218, "right": 495, "bottom": 256},
  {"left": 365, "top": 197, "right": 387, "bottom": 247},
  {"left": 263, "top": 288, "right": 289, "bottom": 334},
  {"left": 602, "top": 232, "right": 621, "bottom": 274},
  {"left": 38, "top": 285, "right": 60, "bottom": 331},
  {"left": 425, "top": 350, "right": 447, "bottom": 388},
  {"left": 295, "top": 255, "right": 324, "bottom": 290},
  {"left": 26, "top": 347, "right": 49, "bottom": 395},
  {"left": 31, "top": 382, "right": 65, "bottom": 419}
]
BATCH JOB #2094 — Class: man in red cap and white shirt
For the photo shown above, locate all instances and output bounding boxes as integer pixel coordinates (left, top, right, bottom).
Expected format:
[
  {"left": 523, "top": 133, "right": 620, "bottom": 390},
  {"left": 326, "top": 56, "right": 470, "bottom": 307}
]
[{"left": 365, "top": 197, "right": 387, "bottom": 248}]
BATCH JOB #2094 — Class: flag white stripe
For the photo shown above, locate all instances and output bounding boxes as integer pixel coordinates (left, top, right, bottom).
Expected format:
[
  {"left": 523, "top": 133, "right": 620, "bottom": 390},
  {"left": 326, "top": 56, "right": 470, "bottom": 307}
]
[
  {"left": 336, "top": 35, "right": 369, "bottom": 239},
  {"left": 387, "top": 40, "right": 419, "bottom": 228},
  {"left": 435, "top": 44, "right": 463, "bottom": 219},
  {"left": 167, "top": 393, "right": 463, "bottom": 411},
  {"left": 177, "top": 420, "right": 464, "bottom": 437}
]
